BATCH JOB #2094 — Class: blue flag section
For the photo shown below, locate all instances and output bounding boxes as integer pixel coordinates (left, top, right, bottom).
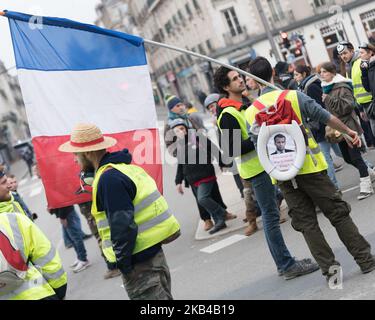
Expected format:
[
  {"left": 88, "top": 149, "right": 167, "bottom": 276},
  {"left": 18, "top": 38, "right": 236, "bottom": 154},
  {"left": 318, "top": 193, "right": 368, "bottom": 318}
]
[{"left": 4, "top": 10, "right": 147, "bottom": 71}]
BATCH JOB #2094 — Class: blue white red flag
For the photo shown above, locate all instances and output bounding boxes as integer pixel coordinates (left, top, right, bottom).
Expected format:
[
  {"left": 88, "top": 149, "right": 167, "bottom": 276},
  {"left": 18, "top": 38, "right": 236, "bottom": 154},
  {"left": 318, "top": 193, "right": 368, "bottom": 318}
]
[{"left": 4, "top": 10, "right": 162, "bottom": 208}]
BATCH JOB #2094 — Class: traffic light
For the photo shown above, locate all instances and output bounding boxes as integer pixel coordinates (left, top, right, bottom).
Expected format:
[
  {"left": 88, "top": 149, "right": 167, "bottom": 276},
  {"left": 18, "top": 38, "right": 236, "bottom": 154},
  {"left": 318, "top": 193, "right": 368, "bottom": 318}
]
[{"left": 281, "top": 32, "right": 291, "bottom": 49}]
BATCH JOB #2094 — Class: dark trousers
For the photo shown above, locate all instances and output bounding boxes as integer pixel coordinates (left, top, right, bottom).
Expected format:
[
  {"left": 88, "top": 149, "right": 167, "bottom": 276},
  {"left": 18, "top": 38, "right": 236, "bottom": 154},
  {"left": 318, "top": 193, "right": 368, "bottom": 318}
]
[
  {"left": 357, "top": 105, "right": 375, "bottom": 147},
  {"left": 279, "top": 171, "right": 373, "bottom": 274},
  {"left": 191, "top": 180, "right": 226, "bottom": 221},
  {"left": 122, "top": 250, "right": 172, "bottom": 300},
  {"left": 194, "top": 181, "right": 226, "bottom": 224},
  {"left": 338, "top": 141, "right": 368, "bottom": 178}
]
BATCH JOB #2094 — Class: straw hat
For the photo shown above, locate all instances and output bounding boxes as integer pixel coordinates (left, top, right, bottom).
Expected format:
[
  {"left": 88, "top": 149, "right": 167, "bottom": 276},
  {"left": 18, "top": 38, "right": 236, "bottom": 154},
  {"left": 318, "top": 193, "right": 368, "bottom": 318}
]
[{"left": 59, "top": 123, "right": 117, "bottom": 153}]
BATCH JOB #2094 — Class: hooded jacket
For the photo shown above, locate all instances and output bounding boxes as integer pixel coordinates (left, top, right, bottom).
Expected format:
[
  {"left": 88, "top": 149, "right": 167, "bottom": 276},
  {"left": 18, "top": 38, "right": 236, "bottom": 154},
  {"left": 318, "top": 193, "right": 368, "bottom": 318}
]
[
  {"left": 96, "top": 149, "right": 161, "bottom": 274},
  {"left": 322, "top": 74, "right": 363, "bottom": 134}
]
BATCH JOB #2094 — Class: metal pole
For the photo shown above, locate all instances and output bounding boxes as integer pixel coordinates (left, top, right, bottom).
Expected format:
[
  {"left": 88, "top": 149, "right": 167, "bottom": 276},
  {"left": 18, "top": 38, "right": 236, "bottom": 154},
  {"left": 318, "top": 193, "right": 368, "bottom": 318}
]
[
  {"left": 0, "top": 10, "right": 277, "bottom": 89},
  {"left": 254, "top": 0, "right": 281, "bottom": 62},
  {"left": 143, "top": 39, "right": 279, "bottom": 90}
]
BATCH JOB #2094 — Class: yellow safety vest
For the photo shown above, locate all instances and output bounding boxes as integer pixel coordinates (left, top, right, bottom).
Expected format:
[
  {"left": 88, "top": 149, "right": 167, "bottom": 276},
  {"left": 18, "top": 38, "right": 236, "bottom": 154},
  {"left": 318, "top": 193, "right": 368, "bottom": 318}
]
[
  {"left": 245, "top": 90, "right": 328, "bottom": 176},
  {"left": 0, "top": 212, "right": 67, "bottom": 300},
  {"left": 0, "top": 194, "right": 28, "bottom": 217},
  {"left": 351, "top": 58, "right": 372, "bottom": 104},
  {"left": 217, "top": 107, "right": 264, "bottom": 179},
  {"left": 91, "top": 163, "right": 180, "bottom": 263}
]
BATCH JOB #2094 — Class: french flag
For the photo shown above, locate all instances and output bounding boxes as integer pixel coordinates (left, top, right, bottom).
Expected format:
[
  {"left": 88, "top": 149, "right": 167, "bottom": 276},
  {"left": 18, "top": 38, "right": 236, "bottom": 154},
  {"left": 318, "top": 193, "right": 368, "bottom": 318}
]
[{"left": 4, "top": 11, "right": 162, "bottom": 209}]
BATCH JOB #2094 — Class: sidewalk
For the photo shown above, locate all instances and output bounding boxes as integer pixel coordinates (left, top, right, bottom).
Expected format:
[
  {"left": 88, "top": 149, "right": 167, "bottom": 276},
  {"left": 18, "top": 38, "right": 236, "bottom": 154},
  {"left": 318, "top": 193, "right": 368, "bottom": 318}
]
[{"left": 194, "top": 169, "right": 289, "bottom": 240}]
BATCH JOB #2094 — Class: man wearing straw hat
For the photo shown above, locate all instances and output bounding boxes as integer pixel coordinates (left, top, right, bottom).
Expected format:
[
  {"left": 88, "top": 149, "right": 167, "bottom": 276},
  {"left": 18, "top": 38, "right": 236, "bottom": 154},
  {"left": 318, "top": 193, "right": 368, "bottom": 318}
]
[{"left": 59, "top": 123, "right": 181, "bottom": 300}]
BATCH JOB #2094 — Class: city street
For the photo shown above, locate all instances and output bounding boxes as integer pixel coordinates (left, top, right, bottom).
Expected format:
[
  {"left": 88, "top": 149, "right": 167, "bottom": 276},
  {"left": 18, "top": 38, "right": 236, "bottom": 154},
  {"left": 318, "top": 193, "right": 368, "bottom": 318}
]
[
  {"left": 1, "top": 0, "right": 375, "bottom": 303},
  {"left": 13, "top": 123, "right": 375, "bottom": 300}
]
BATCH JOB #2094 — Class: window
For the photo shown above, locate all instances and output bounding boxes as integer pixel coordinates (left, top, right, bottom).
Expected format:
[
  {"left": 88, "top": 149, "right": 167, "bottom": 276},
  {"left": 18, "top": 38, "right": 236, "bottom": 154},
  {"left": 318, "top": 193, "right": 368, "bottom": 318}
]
[
  {"left": 0, "top": 89, "right": 7, "bottom": 100},
  {"left": 206, "top": 39, "right": 213, "bottom": 52},
  {"left": 361, "top": 9, "right": 375, "bottom": 41},
  {"left": 173, "top": 14, "right": 179, "bottom": 26},
  {"left": 192, "top": 0, "right": 201, "bottom": 12},
  {"left": 222, "top": 7, "right": 242, "bottom": 37},
  {"left": 267, "top": 0, "right": 285, "bottom": 22},
  {"left": 185, "top": 3, "right": 192, "bottom": 18},
  {"left": 165, "top": 21, "right": 172, "bottom": 35},
  {"left": 178, "top": 10, "right": 185, "bottom": 21},
  {"left": 198, "top": 44, "right": 206, "bottom": 55},
  {"left": 314, "top": 0, "right": 327, "bottom": 7},
  {"left": 159, "top": 28, "right": 165, "bottom": 40},
  {"left": 175, "top": 57, "right": 182, "bottom": 68}
]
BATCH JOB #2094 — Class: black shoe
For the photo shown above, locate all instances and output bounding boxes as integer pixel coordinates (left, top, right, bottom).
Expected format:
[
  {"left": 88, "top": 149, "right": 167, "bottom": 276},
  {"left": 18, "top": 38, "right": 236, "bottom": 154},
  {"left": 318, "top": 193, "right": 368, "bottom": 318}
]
[
  {"left": 361, "top": 255, "right": 375, "bottom": 274},
  {"left": 209, "top": 221, "right": 227, "bottom": 235},
  {"left": 278, "top": 258, "right": 312, "bottom": 276},
  {"left": 83, "top": 233, "right": 93, "bottom": 240},
  {"left": 65, "top": 244, "right": 73, "bottom": 249},
  {"left": 283, "top": 259, "right": 320, "bottom": 280}
]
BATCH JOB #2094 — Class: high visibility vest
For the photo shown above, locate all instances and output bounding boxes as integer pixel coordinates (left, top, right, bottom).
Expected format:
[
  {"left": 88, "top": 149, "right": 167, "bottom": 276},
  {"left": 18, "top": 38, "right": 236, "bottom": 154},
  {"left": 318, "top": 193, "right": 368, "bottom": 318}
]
[
  {"left": 0, "top": 194, "right": 28, "bottom": 217},
  {"left": 351, "top": 58, "right": 372, "bottom": 104},
  {"left": 245, "top": 90, "right": 328, "bottom": 176},
  {"left": 217, "top": 107, "right": 264, "bottom": 179},
  {"left": 0, "top": 212, "right": 67, "bottom": 300},
  {"left": 91, "top": 163, "right": 181, "bottom": 263}
]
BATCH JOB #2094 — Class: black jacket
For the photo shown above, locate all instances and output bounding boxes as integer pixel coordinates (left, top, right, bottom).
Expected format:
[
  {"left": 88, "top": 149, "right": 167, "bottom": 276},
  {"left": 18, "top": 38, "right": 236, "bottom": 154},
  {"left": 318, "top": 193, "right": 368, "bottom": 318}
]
[
  {"left": 175, "top": 132, "right": 221, "bottom": 185},
  {"left": 298, "top": 75, "right": 326, "bottom": 143},
  {"left": 362, "top": 59, "right": 375, "bottom": 98},
  {"left": 96, "top": 149, "right": 161, "bottom": 275}
]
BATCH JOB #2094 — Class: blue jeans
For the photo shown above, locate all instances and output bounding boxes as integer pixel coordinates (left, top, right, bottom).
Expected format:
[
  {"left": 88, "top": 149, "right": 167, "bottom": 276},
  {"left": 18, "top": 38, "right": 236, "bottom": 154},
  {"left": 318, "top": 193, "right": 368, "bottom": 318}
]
[
  {"left": 63, "top": 208, "right": 88, "bottom": 261},
  {"left": 62, "top": 211, "right": 86, "bottom": 247},
  {"left": 195, "top": 181, "right": 226, "bottom": 224},
  {"left": 319, "top": 141, "right": 340, "bottom": 189},
  {"left": 249, "top": 171, "right": 295, "bottom": 272}
]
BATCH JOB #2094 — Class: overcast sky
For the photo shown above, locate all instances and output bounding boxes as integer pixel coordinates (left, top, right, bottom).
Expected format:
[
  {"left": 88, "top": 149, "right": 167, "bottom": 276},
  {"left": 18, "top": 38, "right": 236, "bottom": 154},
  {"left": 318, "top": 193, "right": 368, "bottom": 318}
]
[{"left": 0, "top": 0, "right": 100, "bottom": 72}]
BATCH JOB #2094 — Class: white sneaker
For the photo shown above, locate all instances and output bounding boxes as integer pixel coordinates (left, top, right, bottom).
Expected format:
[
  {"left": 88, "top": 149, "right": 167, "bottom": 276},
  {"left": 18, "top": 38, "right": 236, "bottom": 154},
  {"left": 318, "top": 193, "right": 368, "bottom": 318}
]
[
  {"left": 69, "top": 260, "right": 79, "bottom": 269},
  {"left": 358, "top": 176, "right": 374, "bottom": 200},
  {"left": 73, "top": 260, "right": 91, "bottom": 273}
]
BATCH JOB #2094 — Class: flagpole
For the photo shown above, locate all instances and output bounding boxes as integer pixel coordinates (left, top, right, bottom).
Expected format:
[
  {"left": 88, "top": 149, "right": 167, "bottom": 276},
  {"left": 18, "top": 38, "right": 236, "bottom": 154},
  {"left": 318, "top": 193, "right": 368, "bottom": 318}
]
[
  {"left": 0, "top": 10, "right": 277, "bottom": 89},
  {"left": 0, "top": 11, "right": 353, "bottom": 142},
  {"left": 143, "top": 39, "right": 279, "bottom": 90}
]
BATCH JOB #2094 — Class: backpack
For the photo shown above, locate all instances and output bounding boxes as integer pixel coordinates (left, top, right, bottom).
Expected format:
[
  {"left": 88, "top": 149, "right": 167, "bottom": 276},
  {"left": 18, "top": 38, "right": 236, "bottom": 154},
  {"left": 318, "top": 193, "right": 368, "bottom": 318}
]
[
  {"left": 252, "top": 91, "right": 308, "bottom": 145},
  {"left": 251, "top": 90, "right": 318, "bottom": 169},
  {"left": 0, "top": 227, "right": 28, "bottom": 295}
]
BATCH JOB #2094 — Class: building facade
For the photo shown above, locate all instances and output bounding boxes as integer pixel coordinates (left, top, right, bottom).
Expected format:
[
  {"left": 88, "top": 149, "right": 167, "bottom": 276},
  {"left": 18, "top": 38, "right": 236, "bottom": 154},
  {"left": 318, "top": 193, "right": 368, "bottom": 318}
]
[
  {"left": 98, "top": 0, "right": 375, "bottom": 106},
  {"left": 0, "top": 61, "right": 31, "bottom": 166}
]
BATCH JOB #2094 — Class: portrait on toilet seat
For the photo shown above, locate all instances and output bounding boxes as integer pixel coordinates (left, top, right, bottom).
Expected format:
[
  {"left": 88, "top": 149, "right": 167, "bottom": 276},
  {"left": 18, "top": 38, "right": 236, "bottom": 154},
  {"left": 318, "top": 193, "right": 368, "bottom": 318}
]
[{"left": 267, "top": 133, "right": 296, "bottom": 172}]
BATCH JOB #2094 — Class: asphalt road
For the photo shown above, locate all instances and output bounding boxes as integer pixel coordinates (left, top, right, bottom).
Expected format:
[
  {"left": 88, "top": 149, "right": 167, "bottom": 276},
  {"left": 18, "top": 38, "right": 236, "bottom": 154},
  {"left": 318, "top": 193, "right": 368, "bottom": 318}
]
[{"left": 12, "top": 114, "right": 375, "bottom": 299}]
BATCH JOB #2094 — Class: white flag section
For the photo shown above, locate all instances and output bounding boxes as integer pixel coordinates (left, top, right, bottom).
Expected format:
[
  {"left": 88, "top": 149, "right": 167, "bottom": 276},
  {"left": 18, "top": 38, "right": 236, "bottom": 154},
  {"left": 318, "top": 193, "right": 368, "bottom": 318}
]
[{"left": 5, "top": 10, "right": 162, "bottom": 208}]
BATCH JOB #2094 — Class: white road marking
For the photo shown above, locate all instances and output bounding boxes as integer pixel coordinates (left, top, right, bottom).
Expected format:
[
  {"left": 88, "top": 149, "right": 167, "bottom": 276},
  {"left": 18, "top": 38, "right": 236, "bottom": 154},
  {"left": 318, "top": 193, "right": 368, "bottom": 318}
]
[
  {"left": 29, "top": 186, "right": 42, "bottom": 198},
  {"left": 200, "top": 234, "right": 248, "bottom": 254},
  {"left": 18, "top": 178, "right": 28, "bottom": 187},
  {"left": 342, "top": 186, "right": 359, "bottom": 194}
]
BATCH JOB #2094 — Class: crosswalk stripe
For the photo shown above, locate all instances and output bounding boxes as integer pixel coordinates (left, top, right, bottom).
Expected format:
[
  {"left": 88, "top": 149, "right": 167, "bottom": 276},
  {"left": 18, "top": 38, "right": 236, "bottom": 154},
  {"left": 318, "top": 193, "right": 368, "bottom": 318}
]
[
  {"left": 29, "top": 186, "right": 42, "bottom": 198},
  {"left": 18, "top": 178, "right": 28, "bottom": 187},
  {"left": 200, "top": 234, "right": 248, "bottom": 254}
]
